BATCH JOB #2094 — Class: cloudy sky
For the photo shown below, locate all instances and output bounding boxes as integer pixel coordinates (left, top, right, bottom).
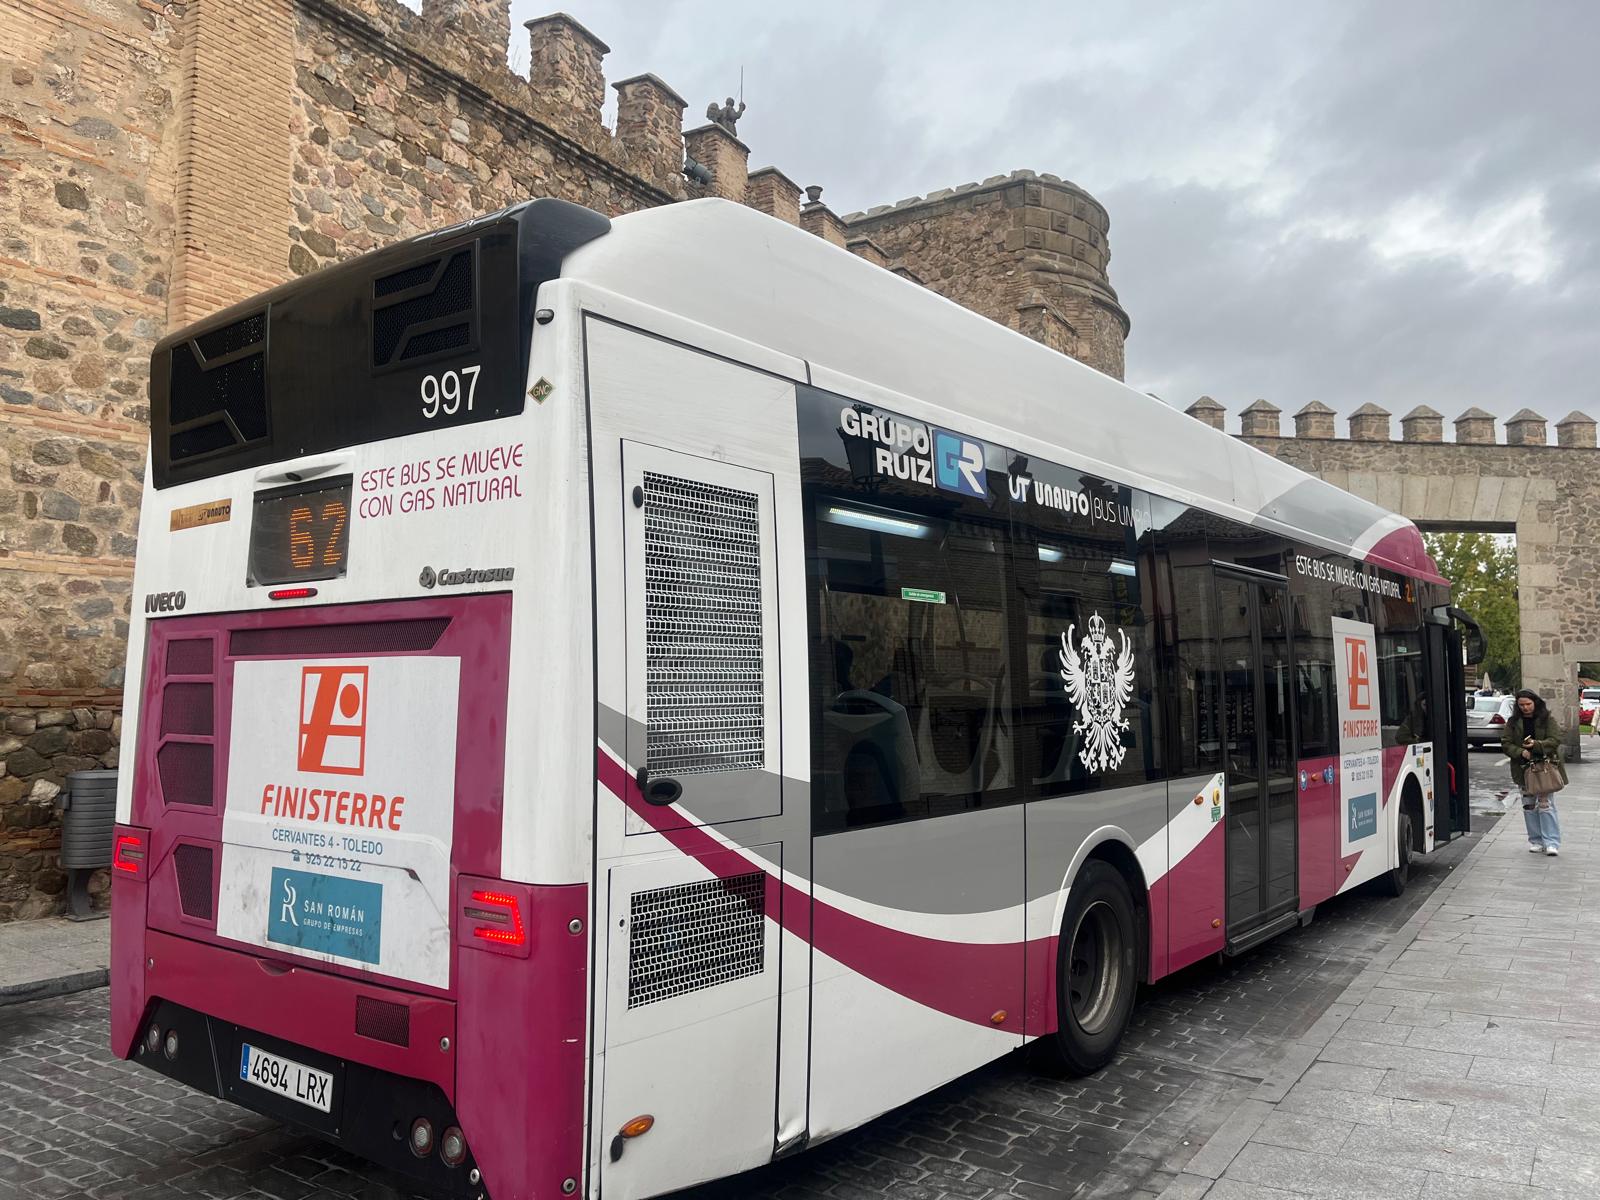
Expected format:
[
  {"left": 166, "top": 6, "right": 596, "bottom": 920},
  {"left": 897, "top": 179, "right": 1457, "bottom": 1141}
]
[{"left": 493, "top": 0, "right": 1598, "bottom": 434}]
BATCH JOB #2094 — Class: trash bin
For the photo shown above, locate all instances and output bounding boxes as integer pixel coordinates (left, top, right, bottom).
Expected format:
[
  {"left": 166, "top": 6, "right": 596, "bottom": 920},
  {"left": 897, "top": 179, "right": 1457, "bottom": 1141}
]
[{"left": 59, "top": 769, "right": 118, "bottom": 920}]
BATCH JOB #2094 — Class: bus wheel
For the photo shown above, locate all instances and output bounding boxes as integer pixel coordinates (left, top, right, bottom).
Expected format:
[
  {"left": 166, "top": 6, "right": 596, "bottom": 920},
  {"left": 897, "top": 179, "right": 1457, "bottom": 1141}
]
[
  {"left": 1041, "top": 860, "right": 1139, "bottom": 1077},
  {"left": 1382, "top": 810, "right": 1413, "bottom": 897}
]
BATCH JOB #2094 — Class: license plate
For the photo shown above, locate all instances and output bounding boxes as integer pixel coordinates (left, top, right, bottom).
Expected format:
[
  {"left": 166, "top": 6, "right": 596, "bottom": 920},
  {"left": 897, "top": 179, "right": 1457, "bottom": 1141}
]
[{"left": 239, "top": 1043, "right": 333, "bottom": 1113}]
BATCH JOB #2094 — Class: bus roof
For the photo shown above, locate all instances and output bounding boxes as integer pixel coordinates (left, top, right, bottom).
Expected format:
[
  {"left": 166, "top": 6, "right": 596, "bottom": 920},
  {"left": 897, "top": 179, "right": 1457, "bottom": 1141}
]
[{"left": 563, "top": 198, "right": 1444, "bottom": 586}]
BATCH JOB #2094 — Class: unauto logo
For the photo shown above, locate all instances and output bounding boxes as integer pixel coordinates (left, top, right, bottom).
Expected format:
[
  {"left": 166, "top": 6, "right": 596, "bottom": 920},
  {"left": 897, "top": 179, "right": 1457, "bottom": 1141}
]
[{"left": 298, "top": 665, "right": 369, "bottom": 775}]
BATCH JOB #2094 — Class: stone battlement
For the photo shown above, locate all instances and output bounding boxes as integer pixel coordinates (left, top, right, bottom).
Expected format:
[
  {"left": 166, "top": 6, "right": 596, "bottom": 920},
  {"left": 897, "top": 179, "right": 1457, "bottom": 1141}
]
[{"left": 1185, "top": 397, "right": 1597, "bottom": 449}]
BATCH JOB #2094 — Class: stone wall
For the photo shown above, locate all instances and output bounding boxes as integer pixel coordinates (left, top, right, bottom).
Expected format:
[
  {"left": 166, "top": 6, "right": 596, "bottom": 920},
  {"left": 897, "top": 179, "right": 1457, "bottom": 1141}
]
[
  {"left": 842, "top": 171, "right": 1130, "bottom": 380},
  {"left": 1197, "top": 397, "right": 1600, "bottom": 752},
  {"left": 0, "top": 706, "right": 118, "bottom": 919}
]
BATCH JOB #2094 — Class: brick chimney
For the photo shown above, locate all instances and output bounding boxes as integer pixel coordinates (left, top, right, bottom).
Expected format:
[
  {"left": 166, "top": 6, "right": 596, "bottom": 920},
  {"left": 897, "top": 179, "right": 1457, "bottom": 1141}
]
[
  {"left": 1556, "top": 411, "right": 1598, "bottom": 449},
  {"left": 1400, "top": 405, "right": 1444, "bottom": 443},
  {"left": 525, "top": 13, "right": 608, "bottom": 136},
  {"left": 683, "top": 122, "right": 749, "bottom": 202},
  {"left": 799, "top": 186, "right": 847, "bottom": 247},
  {"left": 1239, "top": 399, "right": 1281, "bottom": 438},
  {"left": 745, "top": 167, "right": 802, "bottom": 225},
  {"left": 1185, "top": 396, "right": 1225, "bottom": 431},
  {"left": 1348, "top": 402, "right": 1391, "bottom": 441},
  {"left": 1453, "top": 407, "right": 1495, "bottom": 444},
  {"left": 1292, "top": 401, "right": 1335, "bottom": 439},
  {"left": 613, "top": 73, "right": 686, "bottom": 195},
  {"left": 1504, "top": 408, "right": 1548, "bottom": 446}
]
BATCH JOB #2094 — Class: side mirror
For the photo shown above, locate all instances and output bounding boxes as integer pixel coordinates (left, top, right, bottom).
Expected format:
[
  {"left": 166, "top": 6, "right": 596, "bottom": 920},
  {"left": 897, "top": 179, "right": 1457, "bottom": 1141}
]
[{"left": 1464, "top": 627, "right": 1486, "bottom": 666}]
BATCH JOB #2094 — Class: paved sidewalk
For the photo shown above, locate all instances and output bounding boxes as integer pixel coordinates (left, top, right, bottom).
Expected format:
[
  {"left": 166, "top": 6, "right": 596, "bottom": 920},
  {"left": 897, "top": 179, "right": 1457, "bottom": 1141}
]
[
  {"left": 1160, "top": 759, "right": 1600, "bottom": 1200},
  {"left": 0, "top": 913, "right": 109, "bottom": 1006}
]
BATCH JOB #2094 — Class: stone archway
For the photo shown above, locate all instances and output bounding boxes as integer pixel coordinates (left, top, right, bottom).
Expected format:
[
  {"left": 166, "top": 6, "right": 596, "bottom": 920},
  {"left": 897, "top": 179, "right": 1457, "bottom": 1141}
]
[{"left": 1189, "top": 397, "right": 1600, "bottom": 753}]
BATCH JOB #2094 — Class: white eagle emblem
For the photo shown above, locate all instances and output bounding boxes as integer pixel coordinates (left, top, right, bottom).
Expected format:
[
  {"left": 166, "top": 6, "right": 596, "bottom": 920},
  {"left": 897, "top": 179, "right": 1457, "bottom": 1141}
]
[{"left": 1059, "top": 611, "right": 1136, "bottom": 774}]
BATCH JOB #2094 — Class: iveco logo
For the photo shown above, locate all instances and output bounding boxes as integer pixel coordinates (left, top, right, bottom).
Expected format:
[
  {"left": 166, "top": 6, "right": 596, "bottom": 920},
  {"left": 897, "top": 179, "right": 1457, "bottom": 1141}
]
[
  {"left": 144, "top": 590, "right": 186, "bottom": 614},
  {"left": 421, "top": 565, "right": 515, "bottom": 588}
]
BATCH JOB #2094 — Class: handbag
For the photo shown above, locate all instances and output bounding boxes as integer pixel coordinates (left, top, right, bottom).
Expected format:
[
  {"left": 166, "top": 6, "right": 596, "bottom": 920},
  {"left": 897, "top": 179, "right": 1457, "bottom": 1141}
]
[{"left": 1524, "top": 759, "right": 1565, "bottom": 795}]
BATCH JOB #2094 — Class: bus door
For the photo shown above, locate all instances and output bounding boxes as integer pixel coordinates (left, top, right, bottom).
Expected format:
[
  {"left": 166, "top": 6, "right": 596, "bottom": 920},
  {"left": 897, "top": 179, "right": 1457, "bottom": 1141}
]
[
  {"left": 588, "top": 317, "right": 803, "bottom": 1198},
  {"left": 1215, "top": 568, "right": 1299, "bottom": 946},
  {"left": 1426, "top": 612, "right": 1471, "bottom": 840}
]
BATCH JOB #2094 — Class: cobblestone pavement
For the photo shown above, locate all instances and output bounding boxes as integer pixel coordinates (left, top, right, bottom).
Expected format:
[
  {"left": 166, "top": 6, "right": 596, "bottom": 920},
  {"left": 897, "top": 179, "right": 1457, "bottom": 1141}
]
[{"left": 0, "top": 824, "right": 1491, "bottom": 1200}]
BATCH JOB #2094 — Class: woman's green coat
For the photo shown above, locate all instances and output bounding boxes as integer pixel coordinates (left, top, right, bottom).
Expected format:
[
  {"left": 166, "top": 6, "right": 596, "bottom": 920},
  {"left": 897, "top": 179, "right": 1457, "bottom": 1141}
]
[{"left": 1501, "top": 711, "right": 1567, "bottom": 791}]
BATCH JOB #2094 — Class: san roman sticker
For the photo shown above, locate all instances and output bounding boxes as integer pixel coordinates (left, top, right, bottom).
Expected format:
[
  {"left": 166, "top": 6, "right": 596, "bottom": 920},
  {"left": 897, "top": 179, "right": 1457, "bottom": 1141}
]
[
  {"left": 1331, "top": 615, "right": 1382, "bottom": 855},
  {"left": 215, "top": 655, "right": 460, "bottom": 988}
]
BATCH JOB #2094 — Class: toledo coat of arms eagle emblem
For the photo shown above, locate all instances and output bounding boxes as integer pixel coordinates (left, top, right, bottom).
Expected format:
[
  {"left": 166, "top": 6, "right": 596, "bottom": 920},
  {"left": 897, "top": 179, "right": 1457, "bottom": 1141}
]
[{"left": 1059, "top": 611, "right": 1137, "bottom": 774}]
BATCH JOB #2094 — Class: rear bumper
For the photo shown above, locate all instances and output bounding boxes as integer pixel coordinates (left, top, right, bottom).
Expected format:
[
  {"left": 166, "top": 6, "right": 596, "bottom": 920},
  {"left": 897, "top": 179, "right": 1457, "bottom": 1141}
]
[{"left": 133, "top": 996, "right": 482, "bottom": 1198}]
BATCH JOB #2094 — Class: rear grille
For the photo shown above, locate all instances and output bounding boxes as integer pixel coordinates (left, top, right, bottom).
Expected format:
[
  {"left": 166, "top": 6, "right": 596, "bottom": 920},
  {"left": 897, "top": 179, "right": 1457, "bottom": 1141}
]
[
  {"left": 230, "top": 618, "right": 449, "bottom": 657},
  {"left": 157, "top": 741, "right": 214, "bottom": 807},
  {"left": 355, "top": 996, "right": 411, "bottom": 1047},
  {"left": 159, "top": 683, "right": 214, "bottom": 736},
  {"left": 371, "top": 247, "right": 476, "bottom": 369},
  {"left": 627, "top": 872, "right": 766, "bottom": 1008},
  {"left": 165, "top": 638, "right": 214, "bottom": 676},
  {"left": 167, "top": 310, "right": 269, "bottom": 463},
  {"left": 173, "top": 844, "right": 214, "bottom": 920},
  {"left": 642, "top": 473, "right": 764, "bottom": 776}
]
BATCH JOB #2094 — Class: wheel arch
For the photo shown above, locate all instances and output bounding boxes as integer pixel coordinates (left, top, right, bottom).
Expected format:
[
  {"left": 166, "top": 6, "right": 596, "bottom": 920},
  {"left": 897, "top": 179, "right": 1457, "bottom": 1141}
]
[{"left": 1052, "top": 826, "right": 1152, "bottom": 985}]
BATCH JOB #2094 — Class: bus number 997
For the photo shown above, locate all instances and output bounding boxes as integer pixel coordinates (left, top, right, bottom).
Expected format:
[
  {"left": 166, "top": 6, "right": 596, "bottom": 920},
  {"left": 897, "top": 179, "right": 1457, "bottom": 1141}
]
[{"left": 421, "top": 365, "right": 481, "bottom": 420}]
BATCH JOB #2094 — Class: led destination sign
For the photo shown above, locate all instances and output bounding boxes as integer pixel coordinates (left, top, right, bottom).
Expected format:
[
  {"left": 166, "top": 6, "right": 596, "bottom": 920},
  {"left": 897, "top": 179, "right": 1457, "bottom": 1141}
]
[{"left": 247, "top": 476, "right": 353, "bottom": 587}]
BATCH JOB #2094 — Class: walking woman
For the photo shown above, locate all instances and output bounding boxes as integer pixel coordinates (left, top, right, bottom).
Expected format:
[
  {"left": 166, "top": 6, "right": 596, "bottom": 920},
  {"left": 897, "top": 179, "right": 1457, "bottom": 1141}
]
[{"left": 1502, "top": 689, "right": 1566, "bottom": 856}]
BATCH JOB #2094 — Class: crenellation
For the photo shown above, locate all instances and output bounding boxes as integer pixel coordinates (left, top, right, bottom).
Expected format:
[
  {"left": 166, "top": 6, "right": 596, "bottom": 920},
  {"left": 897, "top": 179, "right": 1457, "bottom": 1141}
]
[
  {"left": 745, "top": 166, "right": 802, "bottom": 226},
  {"left": 1400, "top": 404, "right": 1444, "bottom": 443},
  {"left": 1348, "top": 402, "right": 1392, "bottom": 442},
  {"left": 1293, "top": 400, "right": 1336, "bottom": 439},
  {"left": 1505, "top": 408, "right": 1548, "bottom": 446},
  {"left": 1557, "top": 411, "right": 1598, "bottom": 449},
  {"left": 1455, "top": 407, "right": 1496, "bottom": 444},
  {"left": 1186, "top": 396, "right": 1226, "bottom": 430},
  {"left": 1239, "top": 398, "right": 1282, "bottom": 438},
  {"left": 524, "top": 13, "right": 609, "bottom": 138}
]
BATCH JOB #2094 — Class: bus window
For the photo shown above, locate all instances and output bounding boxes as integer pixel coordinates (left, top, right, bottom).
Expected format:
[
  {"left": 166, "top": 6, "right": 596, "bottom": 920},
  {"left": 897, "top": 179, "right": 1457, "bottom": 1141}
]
[
  {"left": 807, "top": 497, "right": 1016, "bottom": 832},
  {"left": 1010, "top": 466, "right": 1160, "bottom": 795},
  {"left": 1377, "top": 592, "right": 1427, "bottom": 747},
  {"left": 1291, "top": 588, "right": 1340, "bottom": 760}
]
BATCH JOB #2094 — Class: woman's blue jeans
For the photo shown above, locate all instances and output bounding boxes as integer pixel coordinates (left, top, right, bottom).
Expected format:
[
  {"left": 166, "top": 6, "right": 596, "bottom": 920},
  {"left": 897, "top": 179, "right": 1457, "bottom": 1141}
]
[{"left": 1523, "top": 793, "right": 1561, "bottom": 848}]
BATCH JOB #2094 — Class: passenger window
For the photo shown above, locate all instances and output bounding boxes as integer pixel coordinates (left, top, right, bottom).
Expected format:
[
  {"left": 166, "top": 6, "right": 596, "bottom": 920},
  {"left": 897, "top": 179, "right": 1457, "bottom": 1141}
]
[
  {"left": 1010, "top": 466, "right": 1161, "bottom": 795},
  {"left": 807, "top": 498, "right": 1016, "bottom": 832}
]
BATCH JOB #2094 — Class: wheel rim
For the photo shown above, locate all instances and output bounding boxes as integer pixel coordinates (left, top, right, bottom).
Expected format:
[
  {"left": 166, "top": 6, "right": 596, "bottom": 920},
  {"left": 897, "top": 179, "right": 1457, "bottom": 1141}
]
[{"left": 1067, "top": 900, "right": 1123, "bottom": 1035}]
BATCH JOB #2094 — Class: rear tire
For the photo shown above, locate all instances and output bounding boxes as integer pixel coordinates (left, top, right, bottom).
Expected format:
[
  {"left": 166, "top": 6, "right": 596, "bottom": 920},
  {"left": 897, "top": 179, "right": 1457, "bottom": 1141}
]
[
  {"left": 1382, "top": 810, "right": 1413, "bottom": 897},
  {"left": 1037, "top": 860, "right": 1139, "bottom": 1077}
]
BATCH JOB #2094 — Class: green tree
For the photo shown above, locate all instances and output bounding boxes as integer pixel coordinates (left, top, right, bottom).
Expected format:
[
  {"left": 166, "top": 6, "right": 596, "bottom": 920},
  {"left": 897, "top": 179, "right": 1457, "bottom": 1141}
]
[{"left": 1424, "top": 532, "right": 1520, "bottom": 692}]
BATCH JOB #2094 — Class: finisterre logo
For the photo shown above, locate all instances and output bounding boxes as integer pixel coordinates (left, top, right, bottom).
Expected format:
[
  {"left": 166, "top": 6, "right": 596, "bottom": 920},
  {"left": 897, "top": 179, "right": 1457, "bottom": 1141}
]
[
  {"left": 1059, "top": 612, "right": 1136, "bottom": 774},
  {"left": 1344, "top": 636, "right": 1371, "bottom": 711},
  {"left": 298, "top": 665, "right": 369, "bottom": 775}
]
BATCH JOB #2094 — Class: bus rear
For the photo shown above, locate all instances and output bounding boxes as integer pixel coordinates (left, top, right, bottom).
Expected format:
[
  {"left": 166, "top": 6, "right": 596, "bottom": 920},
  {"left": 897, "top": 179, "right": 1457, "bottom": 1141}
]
[{"left": 110, "top": 200, "right": 608, "bottom": 1200}]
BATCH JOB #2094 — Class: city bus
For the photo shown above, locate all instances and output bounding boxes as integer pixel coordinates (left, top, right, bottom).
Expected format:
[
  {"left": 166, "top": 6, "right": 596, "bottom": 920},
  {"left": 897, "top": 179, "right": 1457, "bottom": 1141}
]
[{"left": 111, "top": 196, "right": 1477, "bottom": 1200}]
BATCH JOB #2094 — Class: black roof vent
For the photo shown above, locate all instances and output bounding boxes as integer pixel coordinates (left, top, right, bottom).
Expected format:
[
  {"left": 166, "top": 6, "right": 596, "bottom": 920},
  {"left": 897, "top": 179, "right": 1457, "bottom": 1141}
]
[
  {"left": 166, "top": 311, "right": 270, "bottom": 464},
  {"left": 372, "top": 245, "right": 477, "bottom": 370}
]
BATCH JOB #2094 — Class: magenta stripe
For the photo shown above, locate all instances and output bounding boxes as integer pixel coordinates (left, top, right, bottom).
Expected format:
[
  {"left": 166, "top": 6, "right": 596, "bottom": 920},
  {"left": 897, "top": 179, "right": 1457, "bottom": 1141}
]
[{"left": 597, "top": 749, "right": 1028, "bottom": 1032}]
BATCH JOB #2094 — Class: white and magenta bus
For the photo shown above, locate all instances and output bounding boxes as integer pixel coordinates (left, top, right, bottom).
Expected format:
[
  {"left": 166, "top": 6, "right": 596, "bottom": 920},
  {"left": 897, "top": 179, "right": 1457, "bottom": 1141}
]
[{"left": 111, "top": 197, "right": 1478, "bottom": 1199}]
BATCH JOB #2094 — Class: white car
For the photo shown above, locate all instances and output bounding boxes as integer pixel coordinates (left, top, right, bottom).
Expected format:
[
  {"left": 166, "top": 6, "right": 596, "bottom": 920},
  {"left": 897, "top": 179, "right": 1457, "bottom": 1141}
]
[{"left": 1466, "top": 694, "right": 1514, "bottom": 748}]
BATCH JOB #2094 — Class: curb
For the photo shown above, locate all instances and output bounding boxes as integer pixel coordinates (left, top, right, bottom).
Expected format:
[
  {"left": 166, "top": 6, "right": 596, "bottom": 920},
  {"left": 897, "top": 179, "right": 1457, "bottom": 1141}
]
[
  {"left": 1154, "top": 813, "right": 1512, "bottom": 1200},
  {"left": 0, "top": 967, "right": 109, "bottom": 1008}
]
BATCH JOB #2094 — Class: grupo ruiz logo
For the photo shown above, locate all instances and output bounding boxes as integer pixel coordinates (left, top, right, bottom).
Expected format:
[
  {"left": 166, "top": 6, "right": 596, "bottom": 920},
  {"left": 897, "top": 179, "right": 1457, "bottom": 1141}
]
[
  {"left": 419, "top": 564, "right": 514, "bottom": 589},
  {"left": 298, "top": 665, "right": 368, "bottom": 775}
]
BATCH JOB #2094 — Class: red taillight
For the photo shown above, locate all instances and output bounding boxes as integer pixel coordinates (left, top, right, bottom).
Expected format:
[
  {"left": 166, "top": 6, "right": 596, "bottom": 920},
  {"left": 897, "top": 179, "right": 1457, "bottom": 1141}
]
[
  {"left": 466, "top": 890, "right": 525, "bottom": 947},
  {"left": 268, "top": 587, "right": 318, "bottom": 601},
  {"left": 114, "top": 834, "right": 146, "bottom": 875},
  {"left": 1490, "top": 713, "right": 1505, "bottom": 724}
]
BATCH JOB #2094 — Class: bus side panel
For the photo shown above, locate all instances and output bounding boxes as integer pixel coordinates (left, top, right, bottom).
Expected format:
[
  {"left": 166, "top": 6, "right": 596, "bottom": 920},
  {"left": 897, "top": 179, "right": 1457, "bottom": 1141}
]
[
  {"left": 456, "top": 882, "right": 589, "bottom": 1200},
  {"left": 1159, "top": 772, "right": 1229, "bottom": 977},
  {"left": 1296, "top": 756, "right": 1343, "bottom": 907}
]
